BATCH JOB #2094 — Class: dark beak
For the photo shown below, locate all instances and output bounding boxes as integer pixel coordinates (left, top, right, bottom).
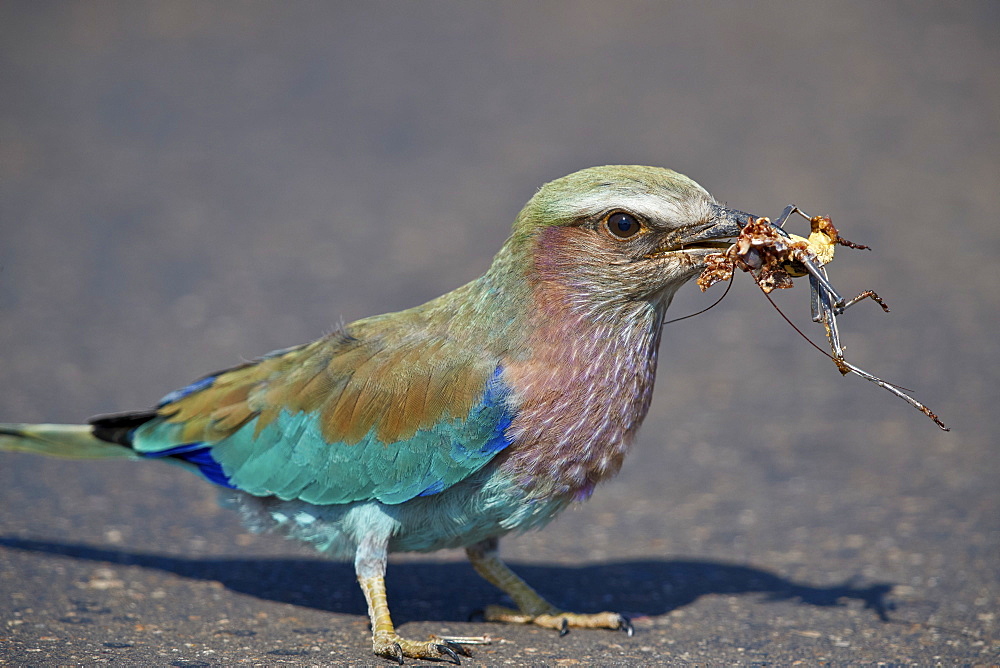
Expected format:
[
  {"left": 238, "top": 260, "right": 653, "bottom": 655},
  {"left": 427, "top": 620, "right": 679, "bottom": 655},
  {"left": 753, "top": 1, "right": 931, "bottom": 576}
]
[
  {"left": 660, "top": 203, "right": 757, "bottom": 251},
  {"left": 691, "top": 203, "right": 757, "bottom": 243}
]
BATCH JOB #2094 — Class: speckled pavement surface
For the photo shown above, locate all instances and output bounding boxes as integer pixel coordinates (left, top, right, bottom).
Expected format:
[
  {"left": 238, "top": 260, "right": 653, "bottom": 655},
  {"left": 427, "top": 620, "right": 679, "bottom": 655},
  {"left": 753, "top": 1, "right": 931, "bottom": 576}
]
[{"left": 1, "top": 3, "right": 997, "bottom": 665}]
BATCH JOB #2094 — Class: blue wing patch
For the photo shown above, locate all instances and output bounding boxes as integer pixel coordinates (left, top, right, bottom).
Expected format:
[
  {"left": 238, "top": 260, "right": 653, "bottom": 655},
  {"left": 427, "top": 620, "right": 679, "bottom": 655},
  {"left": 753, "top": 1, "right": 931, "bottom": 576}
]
[{"left": 139, "top": 442, "right": 236, "bottom": 488}]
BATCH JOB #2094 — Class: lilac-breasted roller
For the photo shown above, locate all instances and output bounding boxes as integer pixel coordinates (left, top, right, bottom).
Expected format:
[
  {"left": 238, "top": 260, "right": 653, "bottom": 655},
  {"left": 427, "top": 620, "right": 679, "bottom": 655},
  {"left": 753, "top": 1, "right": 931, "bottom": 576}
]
[{"left": 1, "top": 165, "right": 755, "bottom": 664}]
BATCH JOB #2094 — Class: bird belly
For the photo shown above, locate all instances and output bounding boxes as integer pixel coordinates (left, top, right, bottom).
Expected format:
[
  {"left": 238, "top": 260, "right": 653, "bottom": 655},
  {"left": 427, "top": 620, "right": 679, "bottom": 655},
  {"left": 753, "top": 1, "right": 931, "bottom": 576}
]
[{"left": 231, "top": 466, "right": 572, "bottom": 560}]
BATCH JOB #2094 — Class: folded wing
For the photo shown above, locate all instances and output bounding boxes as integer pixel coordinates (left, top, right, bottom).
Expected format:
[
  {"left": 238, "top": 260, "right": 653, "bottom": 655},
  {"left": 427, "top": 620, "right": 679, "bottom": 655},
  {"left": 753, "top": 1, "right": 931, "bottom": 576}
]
[{"left": 97, "top": 327, "right": 515, "bottom": 505}]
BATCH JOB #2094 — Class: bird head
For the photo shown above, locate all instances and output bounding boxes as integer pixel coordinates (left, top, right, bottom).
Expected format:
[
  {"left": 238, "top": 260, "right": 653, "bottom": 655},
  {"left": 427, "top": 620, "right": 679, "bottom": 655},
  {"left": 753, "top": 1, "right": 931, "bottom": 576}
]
[{"left": 498, "top": 165, "right": 753, "bottom": 315}]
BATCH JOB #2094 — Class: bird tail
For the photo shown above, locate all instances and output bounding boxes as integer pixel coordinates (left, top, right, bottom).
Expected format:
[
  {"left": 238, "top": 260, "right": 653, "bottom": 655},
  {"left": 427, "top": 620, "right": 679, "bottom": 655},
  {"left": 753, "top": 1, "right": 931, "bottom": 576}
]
[{"left": 0, "top": 423, "right": 139, "bottom": 460}]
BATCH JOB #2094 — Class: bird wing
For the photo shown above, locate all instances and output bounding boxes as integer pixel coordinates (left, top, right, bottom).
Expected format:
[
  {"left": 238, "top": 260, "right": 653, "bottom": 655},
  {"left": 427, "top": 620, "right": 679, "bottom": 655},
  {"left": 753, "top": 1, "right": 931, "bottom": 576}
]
[{"left": 117, "top": 327, "right": 514, "bottom": 505}]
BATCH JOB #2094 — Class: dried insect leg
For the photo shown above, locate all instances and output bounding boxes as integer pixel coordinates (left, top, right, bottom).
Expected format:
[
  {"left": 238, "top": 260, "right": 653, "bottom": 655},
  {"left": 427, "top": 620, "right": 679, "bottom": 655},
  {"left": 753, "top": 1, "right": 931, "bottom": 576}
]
[
  {"left": 843, "top": 289, "right": 890, "bottom": 313},
  {"left": 809, "top": 267, "right": 948, "bottom": 430},
  {"left": 833, "top": 357, "right": 950, "bottom": 430},
  {"left": 742, "top": 208, "right": 948, "bottom": 431}
]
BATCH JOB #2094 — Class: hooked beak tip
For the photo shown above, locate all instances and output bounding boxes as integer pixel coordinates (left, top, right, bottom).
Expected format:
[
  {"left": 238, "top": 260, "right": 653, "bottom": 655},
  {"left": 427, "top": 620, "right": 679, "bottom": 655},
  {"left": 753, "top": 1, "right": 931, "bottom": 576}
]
[
  {"left": 709, "top": 203, "right": 757, "bottom": 234},
  {"left": 674, "top": 203, "right": 757, "bottom": 247}
]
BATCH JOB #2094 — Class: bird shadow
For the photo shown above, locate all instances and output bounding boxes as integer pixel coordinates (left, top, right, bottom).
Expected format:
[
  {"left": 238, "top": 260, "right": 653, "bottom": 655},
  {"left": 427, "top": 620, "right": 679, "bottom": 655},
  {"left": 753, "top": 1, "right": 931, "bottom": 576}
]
[{"left": 0, "top": 536, "right": 893, "bottom": 625}]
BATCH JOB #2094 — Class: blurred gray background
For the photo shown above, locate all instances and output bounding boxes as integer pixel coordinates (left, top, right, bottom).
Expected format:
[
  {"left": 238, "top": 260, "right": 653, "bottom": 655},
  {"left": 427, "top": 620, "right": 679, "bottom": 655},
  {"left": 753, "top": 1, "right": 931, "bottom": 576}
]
[{"left": 1, "top": 2, "right": 997, "bottom": 665}]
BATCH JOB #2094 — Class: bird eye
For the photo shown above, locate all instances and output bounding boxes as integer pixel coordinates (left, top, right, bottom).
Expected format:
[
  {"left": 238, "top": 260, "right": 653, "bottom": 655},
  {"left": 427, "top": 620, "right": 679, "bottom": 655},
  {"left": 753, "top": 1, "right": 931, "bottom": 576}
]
[{"left": 605, "top": 211, "right": 641, "bottom": 239}]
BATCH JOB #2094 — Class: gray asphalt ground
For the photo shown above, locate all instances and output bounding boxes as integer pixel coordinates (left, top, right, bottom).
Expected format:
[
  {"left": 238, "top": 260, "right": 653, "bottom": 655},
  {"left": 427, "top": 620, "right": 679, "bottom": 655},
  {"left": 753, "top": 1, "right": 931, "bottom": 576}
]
[{"left": 1, "top": 3, "right": 997, "bottom": 665}]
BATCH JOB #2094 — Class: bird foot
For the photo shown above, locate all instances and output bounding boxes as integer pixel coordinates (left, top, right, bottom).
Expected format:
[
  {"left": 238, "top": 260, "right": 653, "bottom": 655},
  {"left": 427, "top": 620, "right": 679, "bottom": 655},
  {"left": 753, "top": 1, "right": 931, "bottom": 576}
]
[
  {"left": 480, "top": 605, "right": 633, "bottom": 637},
  {"left": 373, "top": 631, "right": 474, "bottom": 665}
]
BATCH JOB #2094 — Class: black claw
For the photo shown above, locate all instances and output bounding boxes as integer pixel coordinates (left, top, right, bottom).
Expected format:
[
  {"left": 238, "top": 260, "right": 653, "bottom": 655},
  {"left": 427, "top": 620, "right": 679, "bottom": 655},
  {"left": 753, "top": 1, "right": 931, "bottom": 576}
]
[
  {"left": 619, "top": 614, "right": 634, "bottom": 637},
  {"left": 391, "top": 641, "right": 404, "bottom": 665},
  {"left": 436, "top": 644, "right": 461, "bottom": 665},
  {"left": 558, "top": 617, "right": 570, "bottom": 637},
  {"left": 449, "top": 643, "right": 473, "bottom": 658},
  {"left": 467, "top": 608, "right": 485, "bottom": 622}
]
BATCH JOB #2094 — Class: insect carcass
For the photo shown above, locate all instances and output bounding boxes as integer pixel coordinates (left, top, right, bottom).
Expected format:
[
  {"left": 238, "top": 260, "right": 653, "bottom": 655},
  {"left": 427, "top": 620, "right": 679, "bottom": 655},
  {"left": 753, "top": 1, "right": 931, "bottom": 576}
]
[{"left": 698, "top": 206, "right": 948, "bottom": 431}]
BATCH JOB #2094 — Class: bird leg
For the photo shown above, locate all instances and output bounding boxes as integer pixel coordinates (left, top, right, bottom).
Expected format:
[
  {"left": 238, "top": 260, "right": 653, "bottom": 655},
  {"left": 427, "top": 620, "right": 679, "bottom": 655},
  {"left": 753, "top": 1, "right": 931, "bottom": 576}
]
[
  {"left": 466, "top": 537, "right": 633, "bottom": 636},
  {"left": 356, "top": 535, "right": 472, "bottom": 664}
]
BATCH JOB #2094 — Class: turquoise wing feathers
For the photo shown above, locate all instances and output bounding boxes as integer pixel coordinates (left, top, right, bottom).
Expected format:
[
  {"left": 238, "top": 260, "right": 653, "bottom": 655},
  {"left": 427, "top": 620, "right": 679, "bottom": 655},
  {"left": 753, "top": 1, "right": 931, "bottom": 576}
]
[{"left": 123, "top": 327, "right": 516, "bottom": 505}]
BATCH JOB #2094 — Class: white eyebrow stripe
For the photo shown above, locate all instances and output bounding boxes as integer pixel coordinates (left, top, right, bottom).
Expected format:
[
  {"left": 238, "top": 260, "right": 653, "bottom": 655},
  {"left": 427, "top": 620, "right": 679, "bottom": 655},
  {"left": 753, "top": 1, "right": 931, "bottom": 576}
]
[{"left": 565, "top": 191, "right": 715, "bottom": 226}]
